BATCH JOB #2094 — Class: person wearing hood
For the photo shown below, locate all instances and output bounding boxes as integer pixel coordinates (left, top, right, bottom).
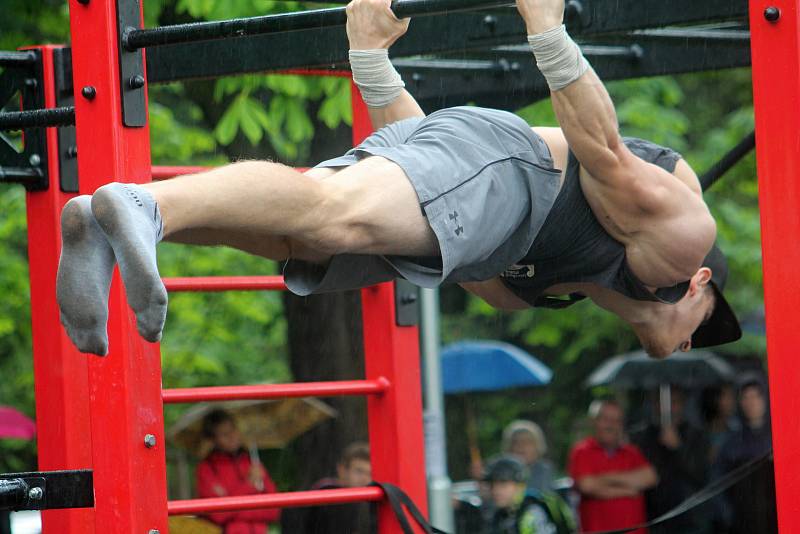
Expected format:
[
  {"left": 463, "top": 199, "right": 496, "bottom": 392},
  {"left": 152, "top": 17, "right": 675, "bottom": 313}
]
[
  {"left": 713, "top": 375, "right": 776, "bottom": 534},
  {"left": 195, "top": 410, "right": 280, "bottom": 534}
]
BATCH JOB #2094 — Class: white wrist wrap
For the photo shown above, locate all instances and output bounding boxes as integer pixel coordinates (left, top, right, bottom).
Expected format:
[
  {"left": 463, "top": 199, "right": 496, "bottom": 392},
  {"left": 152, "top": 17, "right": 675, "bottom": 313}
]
[
  {"left": 349, "top": 49, "right": 405, "bottom": 108},
  {"left": 527, "top": 25, "right": 590, "bottom": 91}
]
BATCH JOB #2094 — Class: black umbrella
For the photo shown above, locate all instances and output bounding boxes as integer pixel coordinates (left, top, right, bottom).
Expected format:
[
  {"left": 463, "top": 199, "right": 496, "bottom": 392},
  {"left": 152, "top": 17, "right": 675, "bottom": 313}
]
[{"left": 586, "top": 350, "right": 735, "bottom": 426}]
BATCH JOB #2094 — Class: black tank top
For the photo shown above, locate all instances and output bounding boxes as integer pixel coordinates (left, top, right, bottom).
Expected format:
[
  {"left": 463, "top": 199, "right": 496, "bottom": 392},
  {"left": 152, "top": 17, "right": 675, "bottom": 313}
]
[{"left": 500, "top": 137, "right": 690, "bottom": 308}]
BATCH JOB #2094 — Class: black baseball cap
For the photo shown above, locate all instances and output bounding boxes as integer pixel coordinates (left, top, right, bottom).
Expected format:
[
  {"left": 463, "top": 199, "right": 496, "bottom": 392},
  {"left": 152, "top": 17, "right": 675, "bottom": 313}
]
[{"left": 691, "top": 244, "right": 742, "bottom": 348}]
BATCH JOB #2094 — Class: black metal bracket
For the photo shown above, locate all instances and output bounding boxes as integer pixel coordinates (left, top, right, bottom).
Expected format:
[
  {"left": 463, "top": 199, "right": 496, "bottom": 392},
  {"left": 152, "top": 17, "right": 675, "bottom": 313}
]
[
  {"left": 53, "top": 48, "right": 79, "bottom": 192},
  {"left": 0, "top": 49, "right": 49, "bottom": 191},
  {"left": 0, "top": 469, "right": 93, "bottom": 512},
  {"left": 116, "top": 0, "right": 147, "bottom": 127},
  {"left": 394, "top": 279, "right": 420, "bottom": 327}
]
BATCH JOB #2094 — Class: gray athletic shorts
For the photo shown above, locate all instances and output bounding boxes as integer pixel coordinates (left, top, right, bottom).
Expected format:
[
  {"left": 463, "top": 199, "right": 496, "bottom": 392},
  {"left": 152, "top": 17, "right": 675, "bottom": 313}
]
[{"left": 283, "top": 106, "right": 562, "bottom": 295}]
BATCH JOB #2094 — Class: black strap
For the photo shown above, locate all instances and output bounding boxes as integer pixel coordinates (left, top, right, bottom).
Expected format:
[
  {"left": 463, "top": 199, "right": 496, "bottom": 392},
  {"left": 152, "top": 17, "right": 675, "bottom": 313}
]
[
  {"left": 583, "top": 449, "right": 773, "bottom": 534},
  {"left": 371, "top": 449, "right": 772, "bottom": 534},
  {"left": 369, "top": 481, "right": 448, "bottom": 534}
]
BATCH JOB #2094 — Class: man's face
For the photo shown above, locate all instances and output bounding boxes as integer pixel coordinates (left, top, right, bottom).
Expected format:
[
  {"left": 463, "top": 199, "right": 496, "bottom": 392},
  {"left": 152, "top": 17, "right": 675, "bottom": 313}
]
[
  {"left": 509, "top": 432, "right": 539, "bottom": 465},
  {"left": 593, "top": 403, "right": 624, "bottom": 448},
  {"left": 337, "top": 458, "right": 372, "bottom": 487},
  {"left": 740, "top": 385, "right": 767, "bottom": 425},
  {"left": 634, "top": 281, "right": 715, "bottom": 358},
  {"left": 490, "top": 480, "right": 524, "bottom": 510},
  {"left": 212, "top": 420, "right": 242, "bottom": 454}
]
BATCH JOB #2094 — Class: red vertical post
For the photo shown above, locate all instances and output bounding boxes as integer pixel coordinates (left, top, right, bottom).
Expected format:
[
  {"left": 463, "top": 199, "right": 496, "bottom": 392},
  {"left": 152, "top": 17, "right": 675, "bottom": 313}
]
[
  {"left": 352, "top": 82, "right": 429, "bottom": 534},
  {"left": 24, "top": 45, "right": 95, "bottom": 534},
  {"left": 68, "top": 0, "right": 168, "bottom": 532},
  {"left": 749, "top": 2, "right": 800, "bottom": 532}
]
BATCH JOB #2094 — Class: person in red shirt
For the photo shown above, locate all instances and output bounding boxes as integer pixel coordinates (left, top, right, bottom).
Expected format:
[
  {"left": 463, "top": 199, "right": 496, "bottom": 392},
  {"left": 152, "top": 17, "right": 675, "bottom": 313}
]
[
  {"left": 568, "top": 399, "right": 658, "bottom": 534},
  {"left": 196, "top": 410, "right": 280, "bottom": 534}
]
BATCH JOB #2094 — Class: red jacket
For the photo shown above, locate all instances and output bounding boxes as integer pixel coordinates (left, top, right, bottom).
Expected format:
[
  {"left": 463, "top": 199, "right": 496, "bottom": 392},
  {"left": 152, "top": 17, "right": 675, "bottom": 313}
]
[{"left": 196, "top": 449, "right": 281, "bottom": 534}]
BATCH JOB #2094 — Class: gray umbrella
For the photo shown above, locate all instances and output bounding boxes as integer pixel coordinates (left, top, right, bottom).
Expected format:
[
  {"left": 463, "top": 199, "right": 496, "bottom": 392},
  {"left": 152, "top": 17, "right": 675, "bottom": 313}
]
[
  {"left": 586, "top": 350, "right": 735, "bottom": 426},
  {"left": 587, "top": 350, "right": 734, "bottom": 389}
]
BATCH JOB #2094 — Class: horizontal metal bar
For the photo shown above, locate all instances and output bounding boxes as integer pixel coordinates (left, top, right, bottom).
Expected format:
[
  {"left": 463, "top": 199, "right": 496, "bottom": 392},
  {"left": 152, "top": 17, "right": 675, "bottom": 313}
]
[
  {"left": 141, "top": 0, "right": 746, "bottom": 82},
  {"left": 700, "top": 130, "right": 755, "bottom": 191},
  {"left": 0, "top": 106, "right": 75, "bottom": 130},
  {"left": 163, "top": 276, "right": 286, "bottom": 292},
  {"left": 410, "top": 33, "right": 750, "bottom": 111},
  {"left": 168, "top": 487, "right": 384, "bottom": 515},
  {"left": 0, "top": 166, "right": 43, "bottom": 182},
  {"left": 493, "top": 42, "right": 644, "bottom": 59},
  {"left": 632, "top": 27, "right": 750, "bottom": 40},
  {"left": 392, "top": 58, "right": 521, "bottom": 72},
  {"left": 0, "top": 51, "right": 37, "bottom": 67},
  {"left": 162, "top": 378, "right": 390, "bottom": 403},
  {"left": 0, "top": 470, "right": 93, "bottom": 511},
  {"left": 123, "top": 0, "right": 513, "bottom": 50}
]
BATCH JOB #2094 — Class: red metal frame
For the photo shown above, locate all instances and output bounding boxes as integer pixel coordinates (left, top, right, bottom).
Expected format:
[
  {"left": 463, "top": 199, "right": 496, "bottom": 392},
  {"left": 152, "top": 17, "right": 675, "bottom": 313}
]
[
  {"left": 353, "top": 82, "right": 429, "bottom": 533},
  {"left": 25, "top": 45, "right": 95, "bottom": 534},
  {"left": 162, "top": 378, "right": 390, "bottom": 403},
  {"left": 67, "top": 0, "right": 169, "bottom": 532},
  {"left": 163, "top": 275, "right": 286, "bottom": 292},
  {"left": 169, "top": 487, "right": 383, "bottom": 515},
  {"left": 749, "top": 2, "right": 800, "bottom": 531},
  {"left": 25, "top": 10, "right": 427, "bottom": 532}
]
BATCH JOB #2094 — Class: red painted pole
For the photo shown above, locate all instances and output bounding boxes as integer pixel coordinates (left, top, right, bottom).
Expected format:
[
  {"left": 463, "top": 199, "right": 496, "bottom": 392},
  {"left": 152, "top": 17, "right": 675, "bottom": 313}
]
[
  {"left": 68, "top": 0, "right": 169, "bottom": 532},
  {"left": 749, "top": 2, "right": 800, "bottom": 532},
  {"left": 168, "top": 487, "right": 383, "bottom": 515},
  {"left": 24, "top": 45, "right": 95, "bottom": 534},
  {"left": 352, "top": 84, "right": 429, "bottom": 534},
  {"left": 163, "top": 275, "right": 286, "bottom": 292},
  {"left": 162, "top": 378, "right": 390, "bottom": 403}
]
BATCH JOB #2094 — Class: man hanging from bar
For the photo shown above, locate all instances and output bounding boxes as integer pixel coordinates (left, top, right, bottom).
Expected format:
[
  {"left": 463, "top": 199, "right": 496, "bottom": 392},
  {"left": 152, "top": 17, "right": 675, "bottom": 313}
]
[{"left": 56, "top": 0, "right": 741, "bottom": 358}]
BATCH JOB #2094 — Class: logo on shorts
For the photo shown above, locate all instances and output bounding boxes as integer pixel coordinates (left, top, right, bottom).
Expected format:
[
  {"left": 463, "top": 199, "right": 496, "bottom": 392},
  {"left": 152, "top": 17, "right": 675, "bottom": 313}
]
[
  {"left": 501, "top": 264, "right": 535, "bottom": 279},
  {"left": 449, "top": 211, "right": 464, "bottom": 236}
]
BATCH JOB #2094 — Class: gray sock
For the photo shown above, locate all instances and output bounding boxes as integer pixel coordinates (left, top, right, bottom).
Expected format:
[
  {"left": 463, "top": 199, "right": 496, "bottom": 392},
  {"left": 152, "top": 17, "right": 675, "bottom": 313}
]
[
  {"left": 56, "top": 195, "right": 116, "bottom": 356},
  {"left": 91, "top": 183, "right": 166, "bottom": 343}
]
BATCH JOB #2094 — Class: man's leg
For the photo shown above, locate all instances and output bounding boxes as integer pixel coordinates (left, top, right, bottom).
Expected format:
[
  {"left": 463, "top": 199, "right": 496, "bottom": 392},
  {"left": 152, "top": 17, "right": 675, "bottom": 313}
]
[{"left": 57, "top": 156, "right": 437, "bottom": 353}]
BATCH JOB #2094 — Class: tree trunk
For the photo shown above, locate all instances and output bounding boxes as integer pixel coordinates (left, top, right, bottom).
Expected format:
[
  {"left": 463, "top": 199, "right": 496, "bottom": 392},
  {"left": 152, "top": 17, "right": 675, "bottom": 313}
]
[{"left": 281, "top": 291, "right": 368, "bottom": 532}]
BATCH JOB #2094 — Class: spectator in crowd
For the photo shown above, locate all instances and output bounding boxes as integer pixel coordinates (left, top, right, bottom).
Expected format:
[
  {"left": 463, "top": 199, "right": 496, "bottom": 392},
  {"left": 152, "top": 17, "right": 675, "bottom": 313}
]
[
  {"left": 701, "top": 384, "right": 740, "bottom": 464},
  {"left": 303, "top": 442, "right": 376, "bottom": 534},
  {"left": 483, "top": 455, "right": 575, "bottom": 534},
  {"left": 502, "top": 420, "right": 555, "bottom": 493},
  {"left": 568, "top": 399, "right": 657, "bottom": 534},
  {"left": 631, "top": 387, "right": 711, "bottom": 534},
  {"left": 714, "top": 376, "right": 776, "bottom": 534},
  {"left": 196, "top": 409, "right": 280, "bottom": 534}
]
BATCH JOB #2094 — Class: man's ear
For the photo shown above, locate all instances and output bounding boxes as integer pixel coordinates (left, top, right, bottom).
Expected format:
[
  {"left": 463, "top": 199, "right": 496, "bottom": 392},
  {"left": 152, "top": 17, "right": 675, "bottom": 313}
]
[{"left": 689, "top": 267, "right": 712, "bottom": 295}]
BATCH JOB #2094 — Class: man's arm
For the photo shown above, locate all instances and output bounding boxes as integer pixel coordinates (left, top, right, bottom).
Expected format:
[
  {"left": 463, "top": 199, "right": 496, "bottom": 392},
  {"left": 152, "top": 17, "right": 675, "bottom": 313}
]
[
  {"left": 460, "top": 278, "right": 531, "bottom": 310},
  {"left": 346, "top": 0, "right": 425, "bottom": 130},
  {"left": 516, "top": 1, "right": 715, "bottom": 280},
  {"left": 602, "top": 465, "right": 659, "bottom": 491},
  {"left": 575, "top": 466, "right": 657, "bottom": 499}
]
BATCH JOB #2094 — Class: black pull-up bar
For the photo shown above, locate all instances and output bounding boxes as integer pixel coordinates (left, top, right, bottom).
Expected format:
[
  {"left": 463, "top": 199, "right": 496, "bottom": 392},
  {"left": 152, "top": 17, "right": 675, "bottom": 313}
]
[
  {"left": 0, "top": 107, "right": 75, "bottom": 131},
  {"left": 122, "top": 0, "right": 526, "bottom": 51},
  {"left": 0, "top": 51, "right": 37, "bottom": 67},
  {"left": 700, "top": 130, "right": 755, "bottom": 191}
]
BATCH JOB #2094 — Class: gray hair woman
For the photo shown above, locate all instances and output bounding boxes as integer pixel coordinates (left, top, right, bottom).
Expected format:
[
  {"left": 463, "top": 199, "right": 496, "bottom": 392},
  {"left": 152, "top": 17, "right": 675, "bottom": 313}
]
[{"left": 501, "top": 419, "right": 555, "bottom": 493}]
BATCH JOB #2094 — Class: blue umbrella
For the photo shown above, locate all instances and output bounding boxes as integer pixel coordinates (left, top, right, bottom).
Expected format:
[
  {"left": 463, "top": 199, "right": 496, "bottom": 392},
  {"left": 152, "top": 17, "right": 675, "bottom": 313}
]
[{"left": 441, "top": 340, "right": 552, "bottom": 394}]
